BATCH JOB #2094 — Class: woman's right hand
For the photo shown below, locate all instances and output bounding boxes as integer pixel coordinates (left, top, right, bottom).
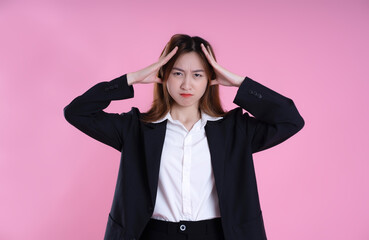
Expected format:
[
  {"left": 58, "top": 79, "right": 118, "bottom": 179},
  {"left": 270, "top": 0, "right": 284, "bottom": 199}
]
[{"left": 126, "top": 45, "right": 178, "bottom": 86}]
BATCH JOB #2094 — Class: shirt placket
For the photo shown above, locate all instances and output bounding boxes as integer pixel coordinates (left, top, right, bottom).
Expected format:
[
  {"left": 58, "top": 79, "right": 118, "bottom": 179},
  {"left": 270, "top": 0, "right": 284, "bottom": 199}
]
[{"left": 182, "top": 133, "right": 192, "bottom": 218}]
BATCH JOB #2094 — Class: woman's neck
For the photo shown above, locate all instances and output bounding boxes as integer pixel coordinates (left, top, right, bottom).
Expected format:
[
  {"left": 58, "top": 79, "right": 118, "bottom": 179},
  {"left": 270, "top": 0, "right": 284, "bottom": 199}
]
[{"left": 170, "top": 104, "right": 201, "bottom": 130}]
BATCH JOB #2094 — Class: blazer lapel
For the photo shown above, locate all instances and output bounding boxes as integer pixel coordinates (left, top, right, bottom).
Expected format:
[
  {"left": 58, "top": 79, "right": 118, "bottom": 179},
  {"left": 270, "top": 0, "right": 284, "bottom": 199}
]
[
  {"left": 205, "top": 121, "right": 226, "bottom": 199},
  {"left": 142, "top": 120, "right": 167, "bottom": 204}
]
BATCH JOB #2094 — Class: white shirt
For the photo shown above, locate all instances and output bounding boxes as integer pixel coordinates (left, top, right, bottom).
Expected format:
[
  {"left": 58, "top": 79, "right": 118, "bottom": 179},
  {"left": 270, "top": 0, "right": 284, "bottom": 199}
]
[{"left": 150, "top": 111, "right": 223, "bottom": 222}]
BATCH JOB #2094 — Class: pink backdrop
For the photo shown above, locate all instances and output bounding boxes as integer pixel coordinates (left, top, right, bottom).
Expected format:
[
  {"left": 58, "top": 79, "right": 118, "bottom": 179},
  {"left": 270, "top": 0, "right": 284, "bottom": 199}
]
[{"left": 1, "top": 0, "right": 368, "bottom": 239}]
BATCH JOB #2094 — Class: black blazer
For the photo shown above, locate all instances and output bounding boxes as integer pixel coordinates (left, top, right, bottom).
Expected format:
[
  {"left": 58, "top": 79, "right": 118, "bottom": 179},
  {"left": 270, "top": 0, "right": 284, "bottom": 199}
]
[{"left": 64, "top": 74, "right": 304, "bottom": 240}]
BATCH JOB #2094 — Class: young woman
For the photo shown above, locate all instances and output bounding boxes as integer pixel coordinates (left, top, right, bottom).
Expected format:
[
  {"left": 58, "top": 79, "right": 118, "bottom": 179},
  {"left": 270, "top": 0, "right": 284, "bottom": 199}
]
[{"left": 64, "top": 34, "right": 304, "bottom": 240}]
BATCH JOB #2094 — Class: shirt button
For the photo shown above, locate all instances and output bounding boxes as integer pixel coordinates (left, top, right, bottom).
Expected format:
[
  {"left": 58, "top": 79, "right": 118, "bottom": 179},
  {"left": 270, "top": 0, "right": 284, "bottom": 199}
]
[{"left": 179, "top": 224, "right": 186, "bottom": 231}]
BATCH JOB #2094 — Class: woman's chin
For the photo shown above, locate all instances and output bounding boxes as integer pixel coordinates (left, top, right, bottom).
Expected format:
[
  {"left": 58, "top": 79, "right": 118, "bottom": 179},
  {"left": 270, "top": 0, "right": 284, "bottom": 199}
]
[{"left": 172, "top": 100, "right": 199, "bottom": 109}]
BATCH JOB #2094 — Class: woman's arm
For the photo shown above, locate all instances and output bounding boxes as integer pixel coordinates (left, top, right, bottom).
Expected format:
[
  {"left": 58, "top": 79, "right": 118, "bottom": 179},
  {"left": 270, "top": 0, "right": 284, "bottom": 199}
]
[
  {"left": 64, "top": 46, "right": 178, "bottom": 151},
  {"left": 233, "top": 76, "right": 305, "bottom": 153},
  {"left": 63, "top": 74, "right": 134, "bottom": 151},
  {"left": 201, "top": 44, "right": 304, "bottom": 153}
]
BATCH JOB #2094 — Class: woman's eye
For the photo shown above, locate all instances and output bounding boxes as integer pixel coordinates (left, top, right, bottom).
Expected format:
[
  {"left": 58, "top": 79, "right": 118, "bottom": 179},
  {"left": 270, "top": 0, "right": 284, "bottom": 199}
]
[
  {"left": 194, "top": 73, "right": 202, "bottom": 77},
  {"left": 173, "top": 72, "right": 182, "bottom": 76}
]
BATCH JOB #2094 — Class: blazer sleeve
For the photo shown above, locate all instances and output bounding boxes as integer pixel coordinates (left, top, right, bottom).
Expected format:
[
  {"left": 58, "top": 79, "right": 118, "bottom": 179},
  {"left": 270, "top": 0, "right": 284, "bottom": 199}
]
[
  {"left": 233, "top": 76, "right": 305, "bottom": 153},
  {"left": 63, "top": 74, "right": 134, "bottom": 151}
]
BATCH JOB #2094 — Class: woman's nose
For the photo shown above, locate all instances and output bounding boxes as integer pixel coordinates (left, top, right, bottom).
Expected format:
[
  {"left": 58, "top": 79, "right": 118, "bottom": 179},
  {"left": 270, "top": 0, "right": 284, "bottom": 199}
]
[{"left": 180, "top": 76, "right": 192, "bottom": 90}]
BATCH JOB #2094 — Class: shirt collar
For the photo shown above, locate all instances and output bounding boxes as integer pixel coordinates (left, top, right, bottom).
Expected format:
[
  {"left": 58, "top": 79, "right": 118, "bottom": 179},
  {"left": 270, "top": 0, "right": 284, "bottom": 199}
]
[{"left": 151, "top": 111, "right": 223, "bottom": 127}]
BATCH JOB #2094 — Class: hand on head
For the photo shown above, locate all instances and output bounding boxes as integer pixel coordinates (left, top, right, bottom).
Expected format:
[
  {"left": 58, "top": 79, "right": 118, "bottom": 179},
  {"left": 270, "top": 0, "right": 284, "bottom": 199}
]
[
  {"left": 127, "top": 45, "right": 178, "bottom": 86},
  {"left": 200, "top": 43, "right": 244, "bottom": 87},
  {"left": 127, "top": 41, "right": 244, "bottom": 88}
]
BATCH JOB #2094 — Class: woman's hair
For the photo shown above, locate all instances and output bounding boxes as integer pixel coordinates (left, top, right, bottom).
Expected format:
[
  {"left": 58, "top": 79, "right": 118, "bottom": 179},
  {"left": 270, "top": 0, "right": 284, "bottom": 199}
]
[{"left": 141, "top": 34, "right": 226, "bottom": 123}]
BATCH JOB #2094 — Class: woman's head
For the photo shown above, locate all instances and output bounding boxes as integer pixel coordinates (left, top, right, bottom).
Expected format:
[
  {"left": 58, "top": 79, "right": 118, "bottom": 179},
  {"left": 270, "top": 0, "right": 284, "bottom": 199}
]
[
  {"left": 158, "top": 34, "right": 216, "bottom": 83},
  {"left": 142, "top": 34, "right": 225, "bottom": 122},
  {"left": 165, "top": 51, "right": 209, "bottom": 111}
]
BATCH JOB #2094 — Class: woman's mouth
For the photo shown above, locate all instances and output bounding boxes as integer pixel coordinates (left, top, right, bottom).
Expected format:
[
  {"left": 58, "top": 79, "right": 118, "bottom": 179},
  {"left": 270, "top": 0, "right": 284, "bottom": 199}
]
[{"left": 180, "top": 94, "right": 193, "bottom": 98}]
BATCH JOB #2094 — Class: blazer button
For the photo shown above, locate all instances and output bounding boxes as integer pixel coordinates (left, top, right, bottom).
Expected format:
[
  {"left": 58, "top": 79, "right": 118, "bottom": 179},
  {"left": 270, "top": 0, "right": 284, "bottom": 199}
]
[{"left": 257, "top": 93, "right": 262, "bottom": 98}]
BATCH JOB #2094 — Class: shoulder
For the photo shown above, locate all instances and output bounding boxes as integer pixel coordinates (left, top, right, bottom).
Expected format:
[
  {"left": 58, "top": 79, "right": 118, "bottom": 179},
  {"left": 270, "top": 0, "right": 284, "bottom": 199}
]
[
  {"left": 209, "top": 107, "right": 254, "bottom": 134},
  {"left": 116, "top": 107, "right": 143, "bottom": 127},
  {"left": 207, "top": 107, "right": 250, "bottom": 128},
  {"left": 119, "top": 107, "right": 162, "bottom": 128},
  {"left": 120, "top": 107, "right": 141, "bottom": 117},
  {"left": 222, "top": 107, "right": 250, "bottom": 122}
]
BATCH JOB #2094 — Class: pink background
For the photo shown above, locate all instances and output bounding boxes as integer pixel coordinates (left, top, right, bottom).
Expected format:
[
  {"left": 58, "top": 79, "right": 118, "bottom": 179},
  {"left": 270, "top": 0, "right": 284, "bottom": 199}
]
[{"left": 1, "top": 0, "right": 368, "bottom": 239}]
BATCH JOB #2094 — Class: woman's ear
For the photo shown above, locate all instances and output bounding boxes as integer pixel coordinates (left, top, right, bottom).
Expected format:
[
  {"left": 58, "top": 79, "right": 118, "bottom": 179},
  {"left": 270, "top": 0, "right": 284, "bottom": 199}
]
[
  {"left": 157, "top": 67, "right": 163, "bottom": 79},
  {"left": 210, "top": 79, "right": 219, "bottom": 86}
]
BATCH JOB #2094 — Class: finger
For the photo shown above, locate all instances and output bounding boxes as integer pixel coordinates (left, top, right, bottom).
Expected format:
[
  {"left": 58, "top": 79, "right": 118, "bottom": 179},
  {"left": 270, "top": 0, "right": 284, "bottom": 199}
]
[
  {"left": 161, "top": 46, "right": 178, "bottom": 65},
  {"left": 201, "top": 43, "right": 212, "bottom": 61},
  {"left": 207, "top": 45, "right": 215, "bottom": 59},
  {"left": 201, "top": 43, "right": 208, "bottom": 55},
  {"left": 160, "top": 42, "right": 170, "bottom": 58}
]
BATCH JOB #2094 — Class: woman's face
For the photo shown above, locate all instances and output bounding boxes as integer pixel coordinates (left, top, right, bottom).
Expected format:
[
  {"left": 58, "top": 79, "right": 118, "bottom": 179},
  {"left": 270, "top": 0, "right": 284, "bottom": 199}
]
[{"left": 166, "top": 52, "right": 208, "bottom": 109}]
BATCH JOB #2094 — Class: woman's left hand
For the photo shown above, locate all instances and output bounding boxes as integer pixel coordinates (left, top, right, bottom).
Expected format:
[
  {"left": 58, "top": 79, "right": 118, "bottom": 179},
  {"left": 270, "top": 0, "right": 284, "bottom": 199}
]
[{"left": 201, "top": 43, "right": 245, "bottom": 87}]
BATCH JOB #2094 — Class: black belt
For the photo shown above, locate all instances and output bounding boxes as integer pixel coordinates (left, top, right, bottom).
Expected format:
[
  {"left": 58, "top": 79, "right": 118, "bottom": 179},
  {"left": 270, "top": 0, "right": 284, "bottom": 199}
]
[{"left": 145, "top": 217, "right": 223, "bottom": 235}]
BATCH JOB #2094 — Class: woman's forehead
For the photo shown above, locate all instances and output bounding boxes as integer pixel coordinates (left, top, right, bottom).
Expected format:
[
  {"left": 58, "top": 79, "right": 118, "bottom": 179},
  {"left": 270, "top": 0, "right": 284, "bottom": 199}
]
[{"left": 173, "top": 52, "right": 205, "bottom": 69}]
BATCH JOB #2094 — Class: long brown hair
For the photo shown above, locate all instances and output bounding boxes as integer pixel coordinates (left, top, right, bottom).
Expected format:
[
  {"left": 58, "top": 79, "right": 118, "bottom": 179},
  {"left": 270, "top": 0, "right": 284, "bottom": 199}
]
[{"left": 141, "top": 34, "right": 226, "bottom": 123}]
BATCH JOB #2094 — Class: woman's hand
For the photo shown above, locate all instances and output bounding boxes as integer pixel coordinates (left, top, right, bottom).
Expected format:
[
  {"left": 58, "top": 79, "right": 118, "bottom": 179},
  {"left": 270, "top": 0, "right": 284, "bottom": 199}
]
[
  {"left": 201, "top": 43, "right": 245, "bottom": 87},
  {"left": 127, "top": 45, "right": 178, "bottom": 86}
]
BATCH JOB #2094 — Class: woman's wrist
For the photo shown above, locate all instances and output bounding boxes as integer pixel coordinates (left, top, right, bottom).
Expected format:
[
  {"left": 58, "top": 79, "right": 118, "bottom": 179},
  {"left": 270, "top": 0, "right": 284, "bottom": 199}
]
[
  {"left": 126, "top": 72, "right": 136, "bottom": 86},
  {"left": 233, "top": 75, "right": 245, "bottom": 87}
]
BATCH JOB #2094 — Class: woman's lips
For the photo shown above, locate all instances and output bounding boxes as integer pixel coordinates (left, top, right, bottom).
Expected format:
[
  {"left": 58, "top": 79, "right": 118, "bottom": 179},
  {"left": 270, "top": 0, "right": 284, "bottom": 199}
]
[{"left": 180, "top": 94, "right": 193, "bottom": 97}]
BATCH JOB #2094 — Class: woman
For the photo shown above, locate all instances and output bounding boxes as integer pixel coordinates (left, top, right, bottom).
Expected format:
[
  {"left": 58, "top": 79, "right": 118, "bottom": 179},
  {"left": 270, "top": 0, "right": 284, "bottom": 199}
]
[{"left": 64, "top": 34, "right": 304, "bottom": 240}]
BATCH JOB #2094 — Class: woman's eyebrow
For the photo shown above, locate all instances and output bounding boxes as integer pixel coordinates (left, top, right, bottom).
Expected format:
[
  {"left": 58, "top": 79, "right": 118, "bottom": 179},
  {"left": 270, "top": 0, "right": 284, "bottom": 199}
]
[{"left": 172, "top": 67, "right": 204, "bottom": 72}]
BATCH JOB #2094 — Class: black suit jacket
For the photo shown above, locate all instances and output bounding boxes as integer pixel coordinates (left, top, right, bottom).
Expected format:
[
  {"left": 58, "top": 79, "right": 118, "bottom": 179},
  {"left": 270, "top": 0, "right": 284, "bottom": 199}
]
[{"left": 64, "top": 74, "right": 304, "bottom": 240}]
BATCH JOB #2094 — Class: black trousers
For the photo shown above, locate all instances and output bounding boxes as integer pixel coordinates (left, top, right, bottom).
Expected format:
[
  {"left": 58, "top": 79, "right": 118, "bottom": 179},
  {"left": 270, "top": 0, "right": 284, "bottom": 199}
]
[{"left": 139, "top": 218, "right": 225, "bottom": 240}]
